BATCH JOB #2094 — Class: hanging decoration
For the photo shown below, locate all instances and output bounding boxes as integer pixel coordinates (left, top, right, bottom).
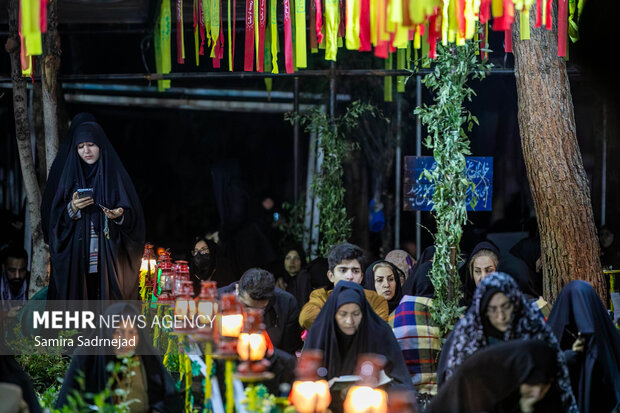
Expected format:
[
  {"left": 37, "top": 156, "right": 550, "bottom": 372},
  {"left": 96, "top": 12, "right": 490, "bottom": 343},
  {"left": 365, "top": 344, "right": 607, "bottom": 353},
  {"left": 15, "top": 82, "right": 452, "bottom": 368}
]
[
  {"left": 152, "top": 0, "right": 584, "bottom": 84},
  {"left": 18, "top": 0, "right": 47, "bottom": 77}
]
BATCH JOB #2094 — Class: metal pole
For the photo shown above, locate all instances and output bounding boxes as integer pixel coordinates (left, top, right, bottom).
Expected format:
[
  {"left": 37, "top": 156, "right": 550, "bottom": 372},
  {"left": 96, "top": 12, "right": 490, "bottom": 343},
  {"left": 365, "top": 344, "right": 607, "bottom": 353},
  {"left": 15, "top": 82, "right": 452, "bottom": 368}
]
[
  {"left": 329, "top": 62, "right": 337, "bottom": 122},
  {"left": 601, "top": 102, "right": 607, "bottom": 227},
  {"left": 415, "top": 75, "right": 422, "bottom": 261},
  {"left": 294, "top": 77, "right": 300, "bottom": 202},
  {"left": 395, "top": 93, "right": 402, "bottom": 249}
]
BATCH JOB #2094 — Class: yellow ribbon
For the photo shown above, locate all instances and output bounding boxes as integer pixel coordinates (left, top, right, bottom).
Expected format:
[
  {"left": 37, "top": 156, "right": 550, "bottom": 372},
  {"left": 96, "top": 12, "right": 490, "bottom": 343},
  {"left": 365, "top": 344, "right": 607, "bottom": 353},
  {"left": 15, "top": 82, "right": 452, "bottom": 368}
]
[
  {"left": 295, "top": 0, "right": 307, "bottom": 67},
  {"left": 325, "top": 0, "right": 339, "bottom": 60},
  {"left": 346, "top": 0, "right": 361, "bottom": 50}
]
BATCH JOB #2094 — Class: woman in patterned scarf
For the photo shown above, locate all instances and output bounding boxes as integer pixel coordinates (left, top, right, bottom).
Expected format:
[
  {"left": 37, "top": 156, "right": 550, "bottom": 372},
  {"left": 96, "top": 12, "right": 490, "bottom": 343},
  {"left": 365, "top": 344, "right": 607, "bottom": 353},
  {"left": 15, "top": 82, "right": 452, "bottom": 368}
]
[{"left": 442, "top": 272, "right": 578, "bottom": 412}]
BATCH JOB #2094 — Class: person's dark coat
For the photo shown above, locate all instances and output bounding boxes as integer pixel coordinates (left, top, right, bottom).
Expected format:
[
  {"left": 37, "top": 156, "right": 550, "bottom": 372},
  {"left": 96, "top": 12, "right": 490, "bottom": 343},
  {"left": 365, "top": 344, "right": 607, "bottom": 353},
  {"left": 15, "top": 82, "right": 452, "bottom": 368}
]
[
  {"left": 402, "top": 246, "right": 435, "bottom": 297},
  {"left": 55, "top": 303, "right": 182, "bottom": 412},
  {"left": 303, "top": 281, "right": 413, "bottom": 391},
  {"left": 219, "top": 283, "right": 302, "bottom": 354},
  {"left": 43, "top": 120, "right": 145, "bottom": 300},
  {"left": 509, "top": 236, "right": 542, "bottom": 296},
  {"left": 547, "top": 280, "right": 620, "bottom": 413},
  {"left": 428, "top": 340, "right": 564, "bottom": 413},
  {"left": 363, "top": 260, "right": 403, "bottom": 314},
  {"left": 211, "top": 160, "right": 277, "bottom": 277},
  {"left": 402, "top": 261, "right": 434, "bottom": 298},
  {"left": 41, "top": 113, "right": 95, "bottom": 244}
]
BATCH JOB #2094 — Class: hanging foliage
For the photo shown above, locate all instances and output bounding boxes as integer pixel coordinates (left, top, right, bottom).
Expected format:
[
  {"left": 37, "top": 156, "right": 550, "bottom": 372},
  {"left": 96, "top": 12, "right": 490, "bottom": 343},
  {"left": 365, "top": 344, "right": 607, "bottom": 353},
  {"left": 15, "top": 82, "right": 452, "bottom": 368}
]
[
  {"left": 286, "top": 101, "right": 378, "bottom": 256},
  {"left": 414, "top": 36, "right": 491, "bottom": 336}
]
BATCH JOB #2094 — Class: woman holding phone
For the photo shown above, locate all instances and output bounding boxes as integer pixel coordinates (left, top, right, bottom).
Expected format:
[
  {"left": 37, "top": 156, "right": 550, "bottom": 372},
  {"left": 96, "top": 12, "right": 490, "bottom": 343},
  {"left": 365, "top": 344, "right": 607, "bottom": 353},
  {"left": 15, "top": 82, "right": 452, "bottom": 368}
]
[{"left": 42, "top": 115, "right": 145, "bottom": 300}]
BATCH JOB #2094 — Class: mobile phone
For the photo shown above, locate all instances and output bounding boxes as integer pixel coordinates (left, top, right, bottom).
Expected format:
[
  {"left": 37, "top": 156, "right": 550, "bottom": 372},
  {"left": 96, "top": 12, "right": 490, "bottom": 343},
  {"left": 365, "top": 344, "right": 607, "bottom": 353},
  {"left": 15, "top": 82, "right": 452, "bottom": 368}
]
[{"left": 77, "top": 188, "right": 93, "bottom": 199}]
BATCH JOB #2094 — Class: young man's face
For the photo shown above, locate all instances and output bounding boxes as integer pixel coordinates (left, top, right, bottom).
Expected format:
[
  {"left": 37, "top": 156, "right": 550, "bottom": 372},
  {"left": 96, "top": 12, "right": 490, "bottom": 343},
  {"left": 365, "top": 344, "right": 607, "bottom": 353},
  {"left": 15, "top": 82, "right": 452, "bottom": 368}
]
[{"left": 327, "top": 259, "right": 363, "bottom": 286}]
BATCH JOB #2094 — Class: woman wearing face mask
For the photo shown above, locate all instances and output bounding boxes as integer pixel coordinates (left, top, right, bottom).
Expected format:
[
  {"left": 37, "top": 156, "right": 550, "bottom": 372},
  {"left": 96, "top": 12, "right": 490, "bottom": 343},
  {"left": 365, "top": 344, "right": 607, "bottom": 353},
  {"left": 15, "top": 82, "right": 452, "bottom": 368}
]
[
  {"left": 363, "top": 260, "right": 403, "bottom": 316},
  {"left": 303, "top": 281, "right": 412, "bottom": 390},
  {"left": 43, "top": 116, "right": 145, "bottom": 301},
  {"left": 438, "top": 272, "right": 578, "bottom": 412},
  {"left": 428, "top": 340, "right": 564, "bottom": 413},
  {"left": 190, "top": 236, "right": 228, "bottom": 294}
]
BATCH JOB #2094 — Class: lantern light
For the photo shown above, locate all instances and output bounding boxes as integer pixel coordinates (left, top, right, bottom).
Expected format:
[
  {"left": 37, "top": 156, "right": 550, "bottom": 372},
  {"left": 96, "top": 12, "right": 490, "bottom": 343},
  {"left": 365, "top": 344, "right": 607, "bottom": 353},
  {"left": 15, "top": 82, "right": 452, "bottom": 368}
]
[
  {"left": 216, "top": 293, "right": 244, "bottom": 355},
  {"left": 194, "top": 281, "right": 218, "bottom": 339},
  {"left": 343, "top": 354, "right": 389, "bottom": 413},
  {"left": 236, "top": 308, "right": 269, "bottom": 374},
  {"left": 290, "top": 350, "right": 331, "bottom": 413}
]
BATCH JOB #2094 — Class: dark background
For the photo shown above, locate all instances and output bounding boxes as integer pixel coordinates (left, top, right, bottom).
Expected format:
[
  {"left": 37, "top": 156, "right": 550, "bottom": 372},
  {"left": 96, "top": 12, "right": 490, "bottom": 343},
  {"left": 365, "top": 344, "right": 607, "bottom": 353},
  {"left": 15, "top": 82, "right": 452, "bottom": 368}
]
[{"left": 0, "top": 0, "right": 618, "bottom": 262}]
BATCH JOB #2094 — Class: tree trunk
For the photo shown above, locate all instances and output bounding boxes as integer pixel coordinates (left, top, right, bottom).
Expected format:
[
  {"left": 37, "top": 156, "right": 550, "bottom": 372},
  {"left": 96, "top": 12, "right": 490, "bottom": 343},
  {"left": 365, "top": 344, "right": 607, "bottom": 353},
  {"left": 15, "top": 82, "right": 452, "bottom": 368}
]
[
  {"left": 33, "top": 80, "right": 46, "bottom": 192},
  {"left": 6, "top": 0, "right": 49, "bottom": 297},
  {"left": 42, "top": 0, "right": 61, "bottom": 175},
  {"left": 512, "top": 11, "right": 605, "bottom": 303}
]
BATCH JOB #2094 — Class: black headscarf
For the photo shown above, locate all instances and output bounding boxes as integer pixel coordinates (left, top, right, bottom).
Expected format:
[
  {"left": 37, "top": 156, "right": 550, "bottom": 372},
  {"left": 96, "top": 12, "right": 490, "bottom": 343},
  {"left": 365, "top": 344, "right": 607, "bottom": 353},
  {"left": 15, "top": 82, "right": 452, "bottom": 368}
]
[
  {"left": 402, "top": 261, "right": 435, "bottom": 298},
  {"left": 363, "top": 260, "right": 403, "bottom": 313},
  {"left": 497, "top": 253, "right": 540, "bottom": 299},
  {"left": 278, "top": 244, "right": 309, "bottom": 307},
  {"left": 428, "top": 340, "right": 563, "bottom": 413},
  {"left": 547, "top": 280, "right": 620, "bottom": 413},
  {"left": 44, "top": 120, "right": 145, "bottom": 300},
  {"left": 56, "top": 303, "right": 182, "bottom": 412},
  {"left": 462, "top": 241, "right": 501, "bottom": 306},
  {"left": 189, "top": 236, "right": 236, "bottom": 294},
  {"left": 509, "top": 236, "right": 542, "bottom": 296},
  {"left": 41, "top": 113, "right": 96, "bottom": 244},
  {"left": 304, "top": 281, "right": 413, "bottom": 391},
  {"left": 402, "top": 246, "right": 435, "bottom": 297}
]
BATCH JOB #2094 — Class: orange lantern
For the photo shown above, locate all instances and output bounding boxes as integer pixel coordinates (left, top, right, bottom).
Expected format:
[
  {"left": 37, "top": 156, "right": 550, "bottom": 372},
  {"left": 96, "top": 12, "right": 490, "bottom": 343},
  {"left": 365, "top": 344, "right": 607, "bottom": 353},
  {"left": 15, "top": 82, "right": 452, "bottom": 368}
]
[
  {"left": 236, "top": 309, "right": 269, "bottom": 374},
  {"left": 290, "top": 350, "right": 331, "bottom": 413},
  {"left": 343, "top": 355, "right": 388, "bottom": 413},
  {"left": 194, "top": 281, "right": 218, "bottom": 339},
  {"left": 216, "top": 293, "right": 243, "bottom": 355}
]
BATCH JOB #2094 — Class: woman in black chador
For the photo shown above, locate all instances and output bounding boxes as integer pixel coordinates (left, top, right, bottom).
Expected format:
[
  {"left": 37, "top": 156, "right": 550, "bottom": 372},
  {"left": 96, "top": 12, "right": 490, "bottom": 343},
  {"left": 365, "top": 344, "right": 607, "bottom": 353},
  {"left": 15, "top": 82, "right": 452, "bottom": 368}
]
[
  {"left": 547, "top": 280, "right": 620, "bottom": 413},
  {"left": 43, "top": 117, "right": 145, "bottom": 300}
]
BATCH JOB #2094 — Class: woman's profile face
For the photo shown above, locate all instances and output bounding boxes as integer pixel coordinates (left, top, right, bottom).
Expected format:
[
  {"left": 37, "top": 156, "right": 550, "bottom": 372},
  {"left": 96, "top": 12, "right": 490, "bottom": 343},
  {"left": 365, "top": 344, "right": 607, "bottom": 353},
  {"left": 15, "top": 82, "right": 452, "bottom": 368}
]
[
  {"left": 374, "top": 266, "right": 396, "bottom": 301},
  {"left": 473, "top": 255, "right": 496, "bottom": 285},
  {"left": 485, "top": 292, "right": 514, "bottom": 332},
  {"left": 284, "top": 250, "right": 302, "bottom": 276},
  {"left": 77, "top": 142, "right": 100, "bottom": 164},
  {"left": 335, "top": 302, "right": 362, "bottom": 335}
]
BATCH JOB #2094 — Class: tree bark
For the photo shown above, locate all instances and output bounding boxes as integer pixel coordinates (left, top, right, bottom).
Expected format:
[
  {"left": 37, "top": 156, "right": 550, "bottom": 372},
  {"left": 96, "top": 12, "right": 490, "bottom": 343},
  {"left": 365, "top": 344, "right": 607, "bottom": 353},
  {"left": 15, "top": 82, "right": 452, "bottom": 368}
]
[
  {"left": 6, "top": 0, "right": 49, "bottom": 297},
  {"left": 33, "top": 79, "right": 46, "bottom": 192},
  {"left": 42, "top": 0, "right": 61, "bottom": 175},
  {"left": 512, "top": 11, "right": 605, "bottom": 303}
]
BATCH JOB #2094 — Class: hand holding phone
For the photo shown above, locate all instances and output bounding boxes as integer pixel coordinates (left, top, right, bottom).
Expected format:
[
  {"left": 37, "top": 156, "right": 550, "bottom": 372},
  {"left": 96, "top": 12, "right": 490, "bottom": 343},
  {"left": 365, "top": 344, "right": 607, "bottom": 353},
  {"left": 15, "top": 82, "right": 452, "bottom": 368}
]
[
  {"left": 71, "top": 190, "right": 95, "bottom": 212},
  {"left": 77, "top": 188, "right": 94, "bottom": 199}
]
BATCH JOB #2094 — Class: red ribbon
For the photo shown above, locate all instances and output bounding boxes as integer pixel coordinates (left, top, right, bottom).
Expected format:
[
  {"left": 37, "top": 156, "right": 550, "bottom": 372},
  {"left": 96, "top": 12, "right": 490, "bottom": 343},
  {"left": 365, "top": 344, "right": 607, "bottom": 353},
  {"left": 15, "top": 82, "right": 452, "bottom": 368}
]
[
  {"left": 283, "top": 0, "right": 294, "bottom": 73},
  {"left": 257, "top": 0, "right": 266, "bottom": 71},
  {"left": 427, "top": 12, "right": 440, "bottom": 59},
  {"left": 310, "top": 0, "right": 318, "bottom": 49},
  {"left": 232, "top": 0, "right": 237, "bottom": 69},
  {"left": 214, "top": 25, "right": 224, "bottom": 67},
  {"left": 359, "top": 0, "right": 371, "bottom": 51},
  {"left": 457, "top": 0, "right": 466, "bottom": 38},
  {"left": 535, "top": 0, "right": 542, "bottom": 28},
  {"left": 244, "top": 0, "right": 255, "bottom": 71},
  {"left": 546, "top": 0, "right": 553, "bottom": 30},
  {"left": 40, "top": 0, "right": 48, "bottom": 33},
  {"left": 314, "top": 0, "right": 324, "bottom": 44},
  {"left": 176, "top": 0, "right": 185, "bottom": 64},
  {"left": 557, "top": 0, "right": 567, "bottom": 56},
  {"left": 338, "top": 0, "right": 345, "bottom": 38},
  {"left": 504, "top": 28, "right": 513, "bottom": 53},
  {"left": 198, "top": 0, "right": 206, "bottom": 55},
  {"left": 480, "top": 0, "right": 491, "bottom": 24}
]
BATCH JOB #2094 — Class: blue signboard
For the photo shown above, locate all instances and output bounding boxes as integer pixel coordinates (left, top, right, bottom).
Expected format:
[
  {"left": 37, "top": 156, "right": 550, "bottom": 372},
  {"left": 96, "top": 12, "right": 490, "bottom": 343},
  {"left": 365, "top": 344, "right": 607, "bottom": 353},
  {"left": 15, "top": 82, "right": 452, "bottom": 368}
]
[{"left": 403, "top": 156, "right": 493, "bottom": 211}]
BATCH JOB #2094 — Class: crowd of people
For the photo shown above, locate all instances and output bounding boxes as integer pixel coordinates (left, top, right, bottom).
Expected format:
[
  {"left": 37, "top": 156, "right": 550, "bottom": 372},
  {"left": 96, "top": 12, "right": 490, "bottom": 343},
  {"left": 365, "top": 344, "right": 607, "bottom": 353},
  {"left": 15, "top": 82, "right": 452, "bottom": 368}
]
[{"left": 1, "top": 113, "right": 619, "bottom": 412}]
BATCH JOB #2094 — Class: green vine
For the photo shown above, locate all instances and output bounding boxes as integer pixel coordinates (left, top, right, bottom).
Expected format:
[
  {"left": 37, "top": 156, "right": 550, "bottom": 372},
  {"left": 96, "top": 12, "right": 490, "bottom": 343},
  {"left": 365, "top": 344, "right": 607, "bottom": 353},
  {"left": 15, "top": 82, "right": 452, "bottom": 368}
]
[
  {"left": 414, "top": 37, "right": 491, "bottom": 336},
  {"left": 286, "top": 101, "right": 378, "bottom": 256}
]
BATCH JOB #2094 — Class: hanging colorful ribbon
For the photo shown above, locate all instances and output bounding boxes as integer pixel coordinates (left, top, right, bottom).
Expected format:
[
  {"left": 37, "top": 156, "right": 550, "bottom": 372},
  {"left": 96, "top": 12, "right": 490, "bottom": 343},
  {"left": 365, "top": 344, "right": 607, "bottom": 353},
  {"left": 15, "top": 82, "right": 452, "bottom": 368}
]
[
  {"left": 244, "top": 0, "right": 255, "bottom": 70},
  {"left": 325, "top": 0, "right": 339, "bottom": 60},
  {"left": 155, "top": 0, "right": 172, "bottom": 91},
  {"left": 269, "top": 0, "right": 279, "bottom": 73},
  {"left": 359, "top": 0, "right": 371, "bottom": 50},
  {"left": 257, "top": 0, "right": 267, "bottom": 71},
  {"left": 295, "top": 0, "right": 307, "bottom": 67},
  {"left": 283, "top": 0, "right": 294, "bottom": 72},
  {"left": 346, "top": 0, "right": 361, "bottom": 50},
  {"left": 176, "top": 0, "right": 185, "bottom": 64}
]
